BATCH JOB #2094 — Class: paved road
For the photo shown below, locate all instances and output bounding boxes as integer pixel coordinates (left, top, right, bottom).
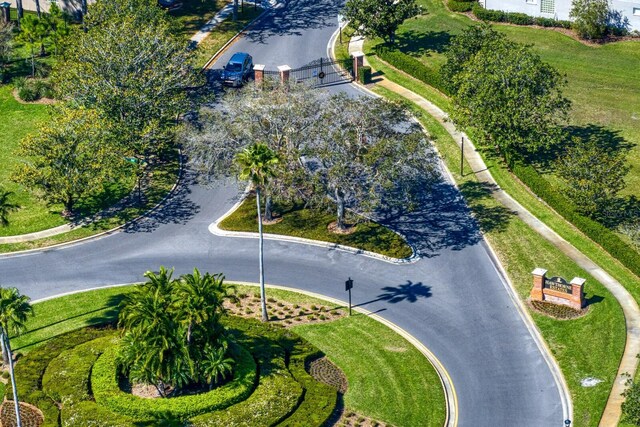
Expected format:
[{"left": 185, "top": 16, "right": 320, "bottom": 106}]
[{"left": 0, "top": 1, "right": 564, "bottom": 425}]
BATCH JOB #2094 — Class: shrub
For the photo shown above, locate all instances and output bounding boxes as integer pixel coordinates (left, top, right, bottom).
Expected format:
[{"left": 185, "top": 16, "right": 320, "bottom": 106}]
[
  {"left": 18, "top": 85, "right": 38, "bottom": 102},
  {"left": 280, "top": 351, "right": 337, "bottom": 427},
  {"left": 374, "top": 45, "right": 450, "bottom": 95},
  {"left": 472, "top": 4, "right": 506, "bottom": 22},
  {"left": 61, "top": 401, "right": 134, "bottom": 427},
  {"left": 92, "top": 343, "right": 257, "bottom": 420},
  {"left": 505, "top": 12, "right": 533, "bottom": 25},
  {"left": 511, "top": 162, "right": 640, "bottom": 278},
  {"left": 447, "top": 0, "right": 473, "bottom": 12},
  {"left": 358, "top": 65, "right": 372, "bottom": 84},
  {"left": 10, "top": 327, "right": 113, "bottom": 427},
  {"left": 15, "top": 78, "right": 54, "bottom": 102}
]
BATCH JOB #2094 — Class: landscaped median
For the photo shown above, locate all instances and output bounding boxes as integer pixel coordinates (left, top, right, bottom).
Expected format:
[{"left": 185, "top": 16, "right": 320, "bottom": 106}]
[
  {"left": 7, "top": 284, "right": 445, "bottom": 427},
  {"left": 217, "top": 194, "right": 414, "bottom": 260}
]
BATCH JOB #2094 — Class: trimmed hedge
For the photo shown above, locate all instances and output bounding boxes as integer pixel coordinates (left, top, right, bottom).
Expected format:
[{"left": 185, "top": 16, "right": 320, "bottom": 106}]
[
  {"left": 43, "top": 335, "right": 116, "bottom": 406},
  {"left": 511, "top": 162, "right": 640, "bottom": 278},
  {"left": 358, "top": 65, "right": 372, "bottom": 84},
  {"left": 61, "top": 401, "right": 133, "bottom": 427},
  {"left": 471, "top": 4, "right": 571, "bottom": 28},
  {"left": 92, "top": 343, "right": 257, "bottom": 420},
  {"left": 447, "top": 0, "right": 473, "bottom": 12},
  {"left": 280, "top": 350, "right": 337, "bottom": 427},
  {"left": 374, "top": 45, "right": 450, "bottom": 95},
  {"left": 9, "top": 327, "right": 114, "bottom": 427}
]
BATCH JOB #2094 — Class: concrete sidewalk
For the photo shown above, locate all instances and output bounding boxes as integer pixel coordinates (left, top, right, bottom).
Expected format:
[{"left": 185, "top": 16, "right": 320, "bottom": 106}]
[{"left": 348, "top": 36, "right": 640, "bottom": 426}]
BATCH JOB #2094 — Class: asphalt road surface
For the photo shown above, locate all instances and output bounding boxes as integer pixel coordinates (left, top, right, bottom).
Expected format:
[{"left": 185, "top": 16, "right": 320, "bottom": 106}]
[{"left": 0, "top": 1, "right": 565, "bottom": 425}]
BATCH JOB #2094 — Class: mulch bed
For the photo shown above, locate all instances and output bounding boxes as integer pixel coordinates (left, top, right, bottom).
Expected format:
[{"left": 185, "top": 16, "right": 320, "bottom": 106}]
[
  {"left": 528, "top": 299, "right": 588, "bottom": 320},
  {"left": 224, "top": 293, "right": 346, "bottom": 327},
  {"left": 308, "top": 357, "right": 348, "bottom": 394},
  {"left": 0, "top": 401, "right": 44, "bottom": 427}
]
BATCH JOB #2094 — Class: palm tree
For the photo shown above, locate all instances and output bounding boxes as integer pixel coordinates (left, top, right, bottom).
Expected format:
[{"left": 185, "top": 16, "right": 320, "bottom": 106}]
[
  {"left": 201, "top": 341, "right": 234, "bottom": 390},
  {"left": 176, "top": 269, "right": 234, "bottom": 346},
  {"left": 0, "top": 188, "right": 19, "bottom": 228},
  {"left": 235, "top": 143, "right": 279, "bottom": 322},
  {"left": 0, "top": 287, "right": 34, "bottom": 427}
]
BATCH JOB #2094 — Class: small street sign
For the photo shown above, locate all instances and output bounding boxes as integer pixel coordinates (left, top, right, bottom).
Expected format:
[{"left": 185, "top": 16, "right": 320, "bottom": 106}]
[{"left": 345, "top": 277, "right": 353, "bottom": 315}]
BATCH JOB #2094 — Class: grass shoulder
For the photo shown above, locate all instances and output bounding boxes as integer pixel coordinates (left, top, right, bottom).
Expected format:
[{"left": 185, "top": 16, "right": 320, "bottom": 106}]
[
  {"left": 218, "top": 195, "right": 413, "bottom": 259},
  {"left": 374, "top": 85, "right": 625, "bottom": 426}
]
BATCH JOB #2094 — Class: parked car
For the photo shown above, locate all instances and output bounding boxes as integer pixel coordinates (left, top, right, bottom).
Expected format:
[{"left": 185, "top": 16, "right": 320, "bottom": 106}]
[{"left": 221, "top": 52, "right": 254, "bottom": 87}]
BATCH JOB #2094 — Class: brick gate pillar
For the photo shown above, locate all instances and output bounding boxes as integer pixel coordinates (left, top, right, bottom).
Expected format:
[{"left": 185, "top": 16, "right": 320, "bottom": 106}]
[
  {"left": 570, "top": 277, "right": 586, "bottom": 309},
  {"left": 531, "top": 268, "right": 547, "bottom": 301},
  {"left": 278, "top": 65, "right": 291, "bottom": 85},
  {"left": 253, "top": 64, "right": 265, "bottom": 86}
]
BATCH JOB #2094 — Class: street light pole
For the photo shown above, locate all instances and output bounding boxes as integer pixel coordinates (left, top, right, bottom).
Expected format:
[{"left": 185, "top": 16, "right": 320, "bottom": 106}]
[{"left": 460, "top": 136, "right": 464, "bottom": 176}]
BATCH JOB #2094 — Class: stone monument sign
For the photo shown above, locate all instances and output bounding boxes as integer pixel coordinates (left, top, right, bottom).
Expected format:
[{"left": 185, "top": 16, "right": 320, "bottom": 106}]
[{"left": 530, "top": 268, "right": 585, "bottom": 310}]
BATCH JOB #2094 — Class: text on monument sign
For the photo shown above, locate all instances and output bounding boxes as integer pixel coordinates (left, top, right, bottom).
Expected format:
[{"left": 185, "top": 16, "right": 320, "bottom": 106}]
[{"left": 544, "top": 276, "right": 572, "bottom": 294}]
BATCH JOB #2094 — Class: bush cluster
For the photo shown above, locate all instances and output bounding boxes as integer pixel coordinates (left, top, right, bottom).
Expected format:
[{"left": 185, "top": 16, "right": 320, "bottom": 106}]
[
  {"left": 14, "top": 77, "right": 55, "bottom": 102},
  {"left": 374, "top": 45, "right": 450, "bottom": 95},
  {"left": 281, "top": 349, "right": 337, "bottom": 427},
  {"left": 512, "top": 162, "right": 640, "bottom": 278},
  {"left": 447, "top": 0, "right": 474, "bottom": 13},
  {"left": 358, "top": 65, "right": 372, "bottom": 84},
  {"left": 471, "top": 4, "right": 572, "bottom": 28},
  {"left": 92, "top": 343, "right": 257, "bottom": 420}
]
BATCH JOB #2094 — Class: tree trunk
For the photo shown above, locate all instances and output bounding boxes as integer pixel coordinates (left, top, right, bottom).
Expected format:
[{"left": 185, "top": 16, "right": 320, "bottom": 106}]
[
  {"left": 264, "top": 195, "right": 273, "bottom": 222},
  {"left": 4, "top": 336, "right": 22, "bottom": 427},
  {"left": 186, "top": 323, "right": 192, "bottom": 346},
  {"left": 34, "top": 0, "right": 41, "bottom": 18},
  {"left": 39, "top": 41, "right": 45, "bottom": 57},
  {"left": 256, "top": 188, "right": 267, "bottom": 322},
  {"left": 1, "top": 333, "right": 8, "bottom": 365},
  {"left": 30, "top": 48, "right": 35, "bottom": 78},
  {"left": 233, "top": 0, "right": 238, "bottom": 21},
  {"left": 63, "top": 195, "right": 74, "bottom": 217},
  {"left": 335, "top": 188, "right": 346, "bottom": 230}
]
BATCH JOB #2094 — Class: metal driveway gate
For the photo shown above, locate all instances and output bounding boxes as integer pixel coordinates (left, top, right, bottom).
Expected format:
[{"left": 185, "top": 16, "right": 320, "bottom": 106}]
[{"left": 289, "top": 57, "right": 353, "bottom": 86}]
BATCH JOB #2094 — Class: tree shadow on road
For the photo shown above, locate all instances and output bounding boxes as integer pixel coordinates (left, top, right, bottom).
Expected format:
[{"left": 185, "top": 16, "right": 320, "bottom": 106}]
[
  {"left": 243, "top": 0, "right": 339, "bottom": 44},
  {"left": 122, "top": 170, "right": 201, "bottom": 234},
  {"left": 376, "top": 179, "right": 483, "bottom": 258},
  {"left": 355, "top": 280, "right": 432, "bottom": 307}
]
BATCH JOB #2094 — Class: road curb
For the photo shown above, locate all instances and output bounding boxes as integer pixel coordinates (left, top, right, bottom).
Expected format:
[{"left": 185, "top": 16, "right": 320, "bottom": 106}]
[{"left": 208, "top": 189, "right": 419, "bottom": 265}]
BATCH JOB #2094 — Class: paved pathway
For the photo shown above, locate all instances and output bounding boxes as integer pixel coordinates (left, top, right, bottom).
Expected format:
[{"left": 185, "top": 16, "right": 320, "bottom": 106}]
[{"left": 348, "top": 35, "right": 640, "bottom": 426}]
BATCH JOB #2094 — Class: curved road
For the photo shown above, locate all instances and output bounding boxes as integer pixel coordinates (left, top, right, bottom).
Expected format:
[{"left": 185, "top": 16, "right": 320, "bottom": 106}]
[{"left": 0, "top": 1, "right": 564, "bottom": 425}]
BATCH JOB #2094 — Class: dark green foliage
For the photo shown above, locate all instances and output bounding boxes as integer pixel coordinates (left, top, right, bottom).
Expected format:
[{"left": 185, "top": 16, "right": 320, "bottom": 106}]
[
  {"left": 375, "top": 45, "right": 449, "bottom": 95},
  {"left": 471, "top": 4, "right": 571, "bottom": 28},
  {"left": 281, "top": 351, "right": 337, "bottom": 427},
  {"left": 92, "top": 343, "right": 257, "bottom": 420},
  {"left": 14, "top": 78, "right": 54, "bottom": 102},
  {"left": 358, "top": 65, "right": 372, "bottom": 84},
  {"left": 511, "top": 162, "right": 640, "bottom": 278},
  {"left": 447, "top": 0, "right": 473, "bottom": 12},
  {"left": 9, "top": 327, "right": 113, "bottom": 426},
  {"left": 343, "top": 0, "right": 422, "bottom": 43},
  {"left": 623, "top": 377, "right": 640, "bottom": 426}
]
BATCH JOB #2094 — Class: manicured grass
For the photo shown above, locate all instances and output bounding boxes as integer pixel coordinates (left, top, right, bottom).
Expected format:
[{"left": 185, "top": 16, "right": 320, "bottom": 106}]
[
  {"left": 0, "top": 85, "right": 67, "bottom": 235},
  {"left": 219, "top": 196, "right": 413, "bottom": 259},
  {"left": 294, "top": 315, "right": 446, "bottom": 427},
  {"left": 169, "top": 0, "right": 228, "bottom": 40},
  {"left": 374, "top": 0, "right": 640, "bottom": 198},
  {"left": 0, "top": 156, "right": 180, "bottom": 253},
  {"left": 11, "top": 284, "right": 445, "bottom": 426},
  {"left": 191, "top": 7, "right": 263, "bottom": 68},
  {"left": 374, "top": 85, "right": 626, "bottom": 426}
]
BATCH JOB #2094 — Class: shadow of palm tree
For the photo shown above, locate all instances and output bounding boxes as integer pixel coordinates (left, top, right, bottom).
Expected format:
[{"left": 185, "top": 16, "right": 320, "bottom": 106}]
[{"left": 356, "top": 280, "right": 432, "bottom": 307}]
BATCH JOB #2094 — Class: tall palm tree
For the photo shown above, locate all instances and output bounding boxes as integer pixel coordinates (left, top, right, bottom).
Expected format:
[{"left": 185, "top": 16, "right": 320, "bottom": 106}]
[
  {"left": 0, "top": 287, "right": 34, "bottom": 427},
  {"left": 176, "top": 269, "right": 234, "bottom": 346},
  {"left": 0, "top": 189, "right": 19, "bottom": 228},
  {"left": 235, "top": 143, "right": 279, "bottom": 322}
]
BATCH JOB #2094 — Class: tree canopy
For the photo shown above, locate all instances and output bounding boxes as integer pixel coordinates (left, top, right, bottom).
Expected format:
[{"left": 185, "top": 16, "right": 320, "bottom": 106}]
[
  {"left": 444, "top": 25, "right": 571, "bottom": 163},
  {"left": 342, "top": 0, "right": 422, "bottom": 44}
]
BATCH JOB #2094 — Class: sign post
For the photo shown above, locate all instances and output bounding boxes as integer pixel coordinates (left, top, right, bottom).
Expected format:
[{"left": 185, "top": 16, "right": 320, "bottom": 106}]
[
  {"left": 460, "top": 136, "right": 464, "bottom": 176},
  {"left": 345, "top": 277, "right": 353, "bottom": 316},
  {"left": 337, "top": 14, "right": 345, "bottom": 44}
]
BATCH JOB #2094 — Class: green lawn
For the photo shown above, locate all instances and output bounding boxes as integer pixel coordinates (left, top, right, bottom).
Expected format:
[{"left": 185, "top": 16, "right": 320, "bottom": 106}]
[
  {"left": 294, "top": 315, "right": 446, "bottom": 427},
  {"left": 169, "top": 0, "right": 228, "bottom": 40},
  {"left": 219, "top": 195, "right": 414, "bottom": 259},
  {"left": 11, "top": 284, "right": 445, "bottom": 426},
  {"left": 374, "top": 86, "right": 626, "bottom": 426},
  {"left": 371, "top": 0, "right": 640, "bottom": 198}
]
